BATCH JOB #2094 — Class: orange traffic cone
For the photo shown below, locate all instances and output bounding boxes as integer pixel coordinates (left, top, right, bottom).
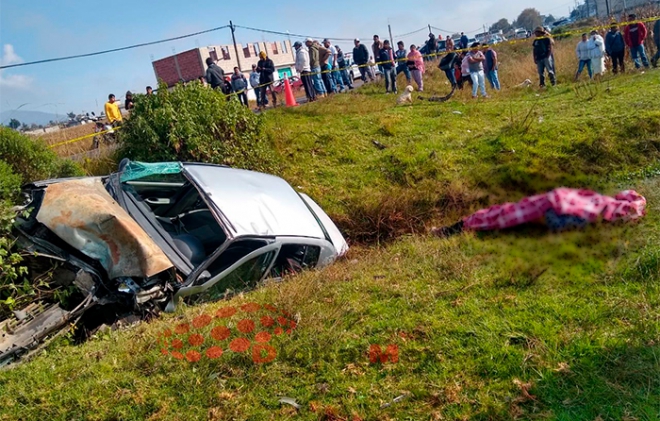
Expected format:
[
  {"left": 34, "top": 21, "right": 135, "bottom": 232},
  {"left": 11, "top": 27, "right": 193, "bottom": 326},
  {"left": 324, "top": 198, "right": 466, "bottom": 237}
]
[{"left": 283, "top": 77, "right": 299, "bottom": 107}]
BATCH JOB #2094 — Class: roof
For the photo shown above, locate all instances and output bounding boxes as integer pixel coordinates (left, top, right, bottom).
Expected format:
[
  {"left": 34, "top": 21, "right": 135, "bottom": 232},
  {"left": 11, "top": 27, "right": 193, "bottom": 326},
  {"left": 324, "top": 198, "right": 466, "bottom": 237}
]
[{"left": 183, "top": 164, "right": 326, "bottom": 239}]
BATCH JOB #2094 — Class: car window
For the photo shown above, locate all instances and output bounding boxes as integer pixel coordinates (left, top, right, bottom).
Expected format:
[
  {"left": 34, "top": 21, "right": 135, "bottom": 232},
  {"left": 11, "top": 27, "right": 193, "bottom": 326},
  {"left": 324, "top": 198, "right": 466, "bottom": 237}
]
[
  {"left": 196, "top": 250, "right": 276, "bottom": 302},
  {"left": 271, "top": 245, "right": 320, "bottom": 277},
  {"left": 205, "top": 240, "right": 269, "bottom": 277}
]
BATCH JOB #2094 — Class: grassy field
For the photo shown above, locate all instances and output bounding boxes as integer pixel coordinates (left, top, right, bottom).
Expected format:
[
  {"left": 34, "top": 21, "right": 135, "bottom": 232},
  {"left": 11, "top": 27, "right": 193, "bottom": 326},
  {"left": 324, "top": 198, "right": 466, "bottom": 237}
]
[{"left": 1, "top": 37, "right": 660, "bottom": 420}]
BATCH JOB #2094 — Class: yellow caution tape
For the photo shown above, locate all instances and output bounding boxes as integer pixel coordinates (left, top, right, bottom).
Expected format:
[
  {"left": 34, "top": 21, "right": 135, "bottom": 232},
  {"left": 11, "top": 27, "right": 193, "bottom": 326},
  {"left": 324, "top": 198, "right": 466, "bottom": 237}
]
[{"left": 49, "top": 125, "right": 122, "bottom": 149}]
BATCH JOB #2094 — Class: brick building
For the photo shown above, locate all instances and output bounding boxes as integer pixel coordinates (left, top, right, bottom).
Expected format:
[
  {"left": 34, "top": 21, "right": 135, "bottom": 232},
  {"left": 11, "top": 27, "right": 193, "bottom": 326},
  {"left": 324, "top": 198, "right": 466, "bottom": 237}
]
[{"left": 152, "top": 40, "right": 296, "bottom": 99}]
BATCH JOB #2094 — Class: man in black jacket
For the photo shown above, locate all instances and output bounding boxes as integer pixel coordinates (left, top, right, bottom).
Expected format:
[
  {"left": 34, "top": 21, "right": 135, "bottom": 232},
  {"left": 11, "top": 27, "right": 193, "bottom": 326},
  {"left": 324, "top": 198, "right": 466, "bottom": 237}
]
[
  {"left": 352, "top": 38, "right": 374, "bottom": 82},
  {"left": 205, "top": 57, "right": 225, "bottom": 90},
  {"left": 652, "top": 18, "right": 660, "bottom": 68},
  {"left": 532, "top": 27, "right": 556, "bottom": 87},
  {"left": 606, "top": 23, "right": 626, "bottom": 73},
  {"left": 256, "top": 51, "right": 276, "bottom": 108}
]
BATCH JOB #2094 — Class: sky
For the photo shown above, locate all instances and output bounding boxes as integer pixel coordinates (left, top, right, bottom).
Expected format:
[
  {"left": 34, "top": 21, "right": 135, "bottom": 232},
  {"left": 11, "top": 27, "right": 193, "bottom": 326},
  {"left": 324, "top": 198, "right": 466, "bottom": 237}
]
[{"left": 0, "top": 0, "right": 575, "bottom": 118}]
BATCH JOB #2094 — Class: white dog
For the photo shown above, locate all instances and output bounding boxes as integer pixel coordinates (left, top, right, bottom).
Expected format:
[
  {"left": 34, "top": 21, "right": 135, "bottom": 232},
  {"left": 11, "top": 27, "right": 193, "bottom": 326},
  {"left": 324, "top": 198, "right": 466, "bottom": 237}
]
[
  {"left": 516, "top": 79, "right": 533, "bottom": 88},
  {"left": 397, "top": 85, "right": 414, "bottom": 105}
]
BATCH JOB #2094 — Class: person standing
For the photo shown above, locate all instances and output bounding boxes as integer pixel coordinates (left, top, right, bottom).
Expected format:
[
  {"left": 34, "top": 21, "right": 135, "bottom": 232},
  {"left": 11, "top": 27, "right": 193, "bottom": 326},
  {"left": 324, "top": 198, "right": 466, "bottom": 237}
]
[
  {"left": 460, "top": 32, "right": 469, "bottom": 50},
  {"left": 439, "top": 51, "right": 458, "bottom": 88},
  {"left": 624, "top": 14, "right": 650, "bottom": 69},
  {"left": 323, "top": 39, "right": 343, "bottom": 92},
  {"left": 124, "top": 91, "right": 135, "bottom": 111},
  {"left": 353, "top": 38, "right": 375, "bottom": 82},
  {"left": 256, "top": 51, "right": 276, "bottom": 108},
  {"left": 532, "top": 26, "right": 556, "bottom": 87},
  {"left": 249, "top": 64, "right": 262, "bottom": 107},
  {"left": 407, "top": 44, "right": 425, "bottom": 91},
  {"left": 294, "top": 41, "right": 315, "bottom": 102},
  {"left": 231, "top": 67, "right": 249, "bottom": 107},
  {"left": 652, "top": 18, "right": 660, "bottom": 67},
  {"left": 395, "top": 41, "right": 411, "bottom": 84},
  {"left": 372, "top": 35, "right": 384, "bottom": 78},
  {"left": 104, "top": 94, "right": 122, "bottom": 126},
  {"left": 318, "top": 41, "right": 336, "bottom": 94},
  {"left": 606, "top": 23, "right": 626, "bottom": 74},
  {"left": 379, "top": 40, "right": 397, "bottom": 94},
  {"left": 427, "top": 33, "right": 438, "bottom": 59},
  {"left": 588, "top": 30, "right": 606, "bottom": 80},
  {"left": 145, "top": 86, "right": 153, "bottom": 96},
  {"left": 483, "top": 44, "right": 500, "bottom": 90},
  {"left": 446, "top": 35, "right": 455, "bottom": 51},
  {"left": 306, "top": 38, "right": 326, "bottom": 97},
  {"left": 336, "top": 46, "right": 354, "bottom": 89},
  {"left": 575, "top": 33, "right": 593, "bottom": 81},
  {"left": 205, "top": 57, "right": 225, "bottom": 90},
  {"left": 467, "top": 43, "right": 487, "bottom": 98}
]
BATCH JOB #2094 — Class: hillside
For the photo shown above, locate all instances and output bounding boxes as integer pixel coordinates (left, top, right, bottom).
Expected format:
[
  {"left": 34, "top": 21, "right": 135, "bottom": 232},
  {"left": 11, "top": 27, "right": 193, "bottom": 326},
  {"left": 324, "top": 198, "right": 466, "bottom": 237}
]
[
  {"left": 1, "top": 36, "right": 660, "bottom": 420},
  {"left": 0, "top": 110, "right": 66, "bottom": 127}
]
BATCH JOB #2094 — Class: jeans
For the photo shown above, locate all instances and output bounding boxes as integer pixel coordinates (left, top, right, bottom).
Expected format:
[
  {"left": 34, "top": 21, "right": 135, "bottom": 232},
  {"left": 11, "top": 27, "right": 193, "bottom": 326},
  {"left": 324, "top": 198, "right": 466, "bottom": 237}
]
[
  {"left": 610, "top": 51, "right": 625, "bottom": 73},
  {"left": 486, "top": 70, "right": 500, "bottom": 90},
  {"left": 470, "top": 70, "right": 487, "bottom": 97},
  {"left": 301, "top": 71, "right": 316, "bottom": 101},
  {"left": 259, "top": 86, "right": 269, "bottom": 106},
  {"left": 383, "top": 67, "right": 397, "bottom": 93},
  {"left": 332, "top": 67, "right": 344, "bottom": 91},
  {"left": 410, "top": 69, "right": 423, "bottom": 91},
  {"left": 340, "top": 68, "right": 352, "bottom": 87},
  {"left": 358, "top": 65, "right": 374, "bottom": 81},
  {"left": 443, "top": 69, "right": 457, "bottom": 87},
  {"left": 251, "top": 86, "right": 261, "bottom": 106},
  {"left": 536, "top": 57, "right": 556, "bottom": 87},
  {"left": 236, "top": 91, "right": 248, "bottom": 107},
  {"left": 630, "top": 45, "right": 650, "bottom": 68},
  {"left": 576, "top": 59, "right": 593, "bottom": 79},
  {"left": 322, "top": 64, "right": 336, "bottom": 93},
  {"left": 396, "top": 63, "right": 411, "bottom": 83},
  {"left": 311, "top": 66, "right": 326, "bottom": 94}
]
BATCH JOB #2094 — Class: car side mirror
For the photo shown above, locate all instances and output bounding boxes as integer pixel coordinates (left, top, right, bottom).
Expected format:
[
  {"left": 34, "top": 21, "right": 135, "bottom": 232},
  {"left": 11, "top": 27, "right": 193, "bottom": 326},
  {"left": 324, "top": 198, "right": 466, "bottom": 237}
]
[{"left": 197, "top": 270, "right": 211, "bottom": 284}]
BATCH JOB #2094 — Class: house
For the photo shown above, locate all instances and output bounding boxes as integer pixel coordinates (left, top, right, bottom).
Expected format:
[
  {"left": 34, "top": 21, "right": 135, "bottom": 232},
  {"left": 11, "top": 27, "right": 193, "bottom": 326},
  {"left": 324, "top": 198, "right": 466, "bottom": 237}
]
[{"left": 152, "top": 40, "right": 296, "bottom": 100}]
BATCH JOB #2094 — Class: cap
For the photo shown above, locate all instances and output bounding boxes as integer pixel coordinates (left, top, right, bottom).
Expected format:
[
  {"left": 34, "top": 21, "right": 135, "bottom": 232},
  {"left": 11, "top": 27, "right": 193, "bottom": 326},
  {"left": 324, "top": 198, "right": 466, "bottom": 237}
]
[
  {"left": 334, "top": 45, "right": 340, "bottom": 49},
  {"left": 259, "top": 51, "right": 267, "bottom": 59},
  {"left": 534, "top": 26, "right": 545, "bottom": 33},
  {"left": 322, "top": 38, "right": 330, "bottom": 43},
  {"left": 470, "top": 42, "right": 480, "bottom": 48},
  {"left": 293, "top": 41, "right": 302, "bottom": 48},
  {"left": 305, "top": 37, "right": 313, "bottom": 43},
  {"left": 354, "top": 38, "right": 360, "bottom": 42}
]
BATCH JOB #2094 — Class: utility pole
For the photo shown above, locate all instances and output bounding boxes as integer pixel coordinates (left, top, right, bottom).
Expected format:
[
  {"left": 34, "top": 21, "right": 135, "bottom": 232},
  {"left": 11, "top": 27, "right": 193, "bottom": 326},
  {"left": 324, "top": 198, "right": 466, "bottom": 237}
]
[
  {"left": 623, "top": 0, "right": 627, "bottom": 14},
  {"left": 172, "top": 47, "right": 183, "bottom": 82},
  {"left": 605, "top": 0, "right": 610, "bottom": 17},
  {"left": 428, "top": 24, "right": 432, "bottom": 34},
  {"left": 388, "top": 23, "right": 394, "bottom": 47},
  {"left": 229, "top": 21, "right": 242, "bottom": 72}
]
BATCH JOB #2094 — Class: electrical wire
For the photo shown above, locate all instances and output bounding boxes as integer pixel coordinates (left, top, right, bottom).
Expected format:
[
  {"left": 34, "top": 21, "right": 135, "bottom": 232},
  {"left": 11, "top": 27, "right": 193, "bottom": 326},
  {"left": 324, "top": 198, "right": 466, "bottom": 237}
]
[
  {"left": 393, "top": 26, "right": 428, "bottom": 38},
  {"left": 0, "top": 25, "right": 230, "bottom": 69},
  {"left": 234, "top": 24, "right": 360, "bottom": 42}
]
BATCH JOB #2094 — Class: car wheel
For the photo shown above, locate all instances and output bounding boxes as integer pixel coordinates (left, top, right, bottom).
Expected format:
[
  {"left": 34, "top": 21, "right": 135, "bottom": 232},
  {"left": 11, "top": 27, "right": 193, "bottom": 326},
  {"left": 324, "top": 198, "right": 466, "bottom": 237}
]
[{"left": 350, "top": 73, "right": 355, "bottom": 83}]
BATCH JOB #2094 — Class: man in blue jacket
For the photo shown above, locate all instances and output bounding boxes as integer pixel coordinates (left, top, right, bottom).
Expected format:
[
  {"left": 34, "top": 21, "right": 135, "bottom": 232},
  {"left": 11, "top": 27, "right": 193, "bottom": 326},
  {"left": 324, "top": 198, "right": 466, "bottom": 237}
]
[{"left": 605, "top": 23, "right": 626, "bottom": 74}]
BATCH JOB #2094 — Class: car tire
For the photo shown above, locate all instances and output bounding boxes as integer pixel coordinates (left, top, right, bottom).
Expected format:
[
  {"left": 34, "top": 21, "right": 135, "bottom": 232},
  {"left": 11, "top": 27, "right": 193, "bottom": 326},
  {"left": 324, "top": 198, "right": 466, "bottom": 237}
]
[{"left": 349, "top": 73, "right": 355, "bottom": 83}]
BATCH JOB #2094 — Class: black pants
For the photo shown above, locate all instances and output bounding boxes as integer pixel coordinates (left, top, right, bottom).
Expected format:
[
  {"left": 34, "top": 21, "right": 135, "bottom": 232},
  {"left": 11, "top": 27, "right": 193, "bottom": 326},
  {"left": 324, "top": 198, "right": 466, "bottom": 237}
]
[
  {"left": 236, "top": 91, "right": 248, "bottom": 107},
  {"left": 321, "top": 71, "right": 333, "bottom": 94},
  {"left": 301, "top": 71, "right": 316, "bottom": 101},
  {"left": 610, "top": 51, "right": 625, "bottom": 73}
]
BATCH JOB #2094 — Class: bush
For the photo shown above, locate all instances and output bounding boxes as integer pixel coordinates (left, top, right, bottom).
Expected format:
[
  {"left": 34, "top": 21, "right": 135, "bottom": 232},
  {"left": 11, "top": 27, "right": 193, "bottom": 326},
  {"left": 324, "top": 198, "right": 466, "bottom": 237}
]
[
  {"left": 118, "top": 82, "right": 279, "bottom": 173},
  {"left": 0, "top": 127, "right": 84, "bottom": 183},
  {"left": 0, "top": 161, "right": 21, "bottom": 202}
]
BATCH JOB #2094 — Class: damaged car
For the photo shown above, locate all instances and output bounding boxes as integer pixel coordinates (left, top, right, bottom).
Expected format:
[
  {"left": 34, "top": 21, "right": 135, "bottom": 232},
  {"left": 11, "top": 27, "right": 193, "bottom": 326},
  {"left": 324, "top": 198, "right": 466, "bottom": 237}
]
[{"left": 1, "top": 160, "right": 348, "bottom": 365}]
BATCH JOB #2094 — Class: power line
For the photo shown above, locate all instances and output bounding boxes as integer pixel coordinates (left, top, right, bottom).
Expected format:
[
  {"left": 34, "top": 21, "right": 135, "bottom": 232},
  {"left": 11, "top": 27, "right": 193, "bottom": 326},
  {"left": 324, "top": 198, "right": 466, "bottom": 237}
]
[
  {"left": 234, "top": 24, "right": 360, "bottom": 42},
  {"left": 393, "top": 27, "right": 428, "bottom": 38},
  {"left": 0, "top": 25, "right": 230, "bottom": 70}
]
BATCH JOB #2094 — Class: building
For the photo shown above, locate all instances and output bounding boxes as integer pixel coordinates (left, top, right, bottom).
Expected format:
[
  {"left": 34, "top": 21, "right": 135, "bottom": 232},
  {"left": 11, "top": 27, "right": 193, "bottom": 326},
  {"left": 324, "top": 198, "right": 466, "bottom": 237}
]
[
  {"left": 593, "top": 0, "right": 660, "bottom": 18},
  {"left": 152, "top": 40, "right": 296, "bottom": 99}
]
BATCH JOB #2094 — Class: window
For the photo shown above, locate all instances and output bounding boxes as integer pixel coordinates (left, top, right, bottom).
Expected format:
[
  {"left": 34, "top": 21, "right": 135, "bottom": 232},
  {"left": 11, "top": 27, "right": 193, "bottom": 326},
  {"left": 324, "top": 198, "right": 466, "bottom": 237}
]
[
  {"left": 271, "top": 245, "right": 320, "bottom": 278},
  {"left": 221, "top": 46, "right": 231, "bottom": 60},
  {"left": 271, "top": 42, "right": 278, "bottom": 55},
  {"left": 253, "top": 43, "right": 260, "bottom": 55},
  {"left": 209, "top": 48, "right": 218, "bottom": 62},
  {"left": 196, "top": 250, "right": 276, "bottom": 302},
  {"left": 206, "top": 240, "right": 269, "bottom": 277},
  {"left": 243, "top": 44, "right": 251, "bottom": 58}
]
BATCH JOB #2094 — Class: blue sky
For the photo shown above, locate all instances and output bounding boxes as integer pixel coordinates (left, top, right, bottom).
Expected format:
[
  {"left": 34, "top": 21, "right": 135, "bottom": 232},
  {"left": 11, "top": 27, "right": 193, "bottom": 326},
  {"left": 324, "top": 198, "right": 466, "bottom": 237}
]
[{"left": 0, "top": 0, "right": 571, "bottom": 117}]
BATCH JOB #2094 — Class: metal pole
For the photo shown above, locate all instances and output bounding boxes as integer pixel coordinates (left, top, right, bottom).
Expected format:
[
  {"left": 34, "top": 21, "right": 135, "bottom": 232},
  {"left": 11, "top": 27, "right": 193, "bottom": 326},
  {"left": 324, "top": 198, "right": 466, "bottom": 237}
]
[
  {"left": 388, "top": 24, "right": 394, "bottom": 47},
  {"left": 230, "top": 21, "right": 242, "bottom": 71},
  {"left": 605, "top": 0, "right": 610, "bottom": 17}
]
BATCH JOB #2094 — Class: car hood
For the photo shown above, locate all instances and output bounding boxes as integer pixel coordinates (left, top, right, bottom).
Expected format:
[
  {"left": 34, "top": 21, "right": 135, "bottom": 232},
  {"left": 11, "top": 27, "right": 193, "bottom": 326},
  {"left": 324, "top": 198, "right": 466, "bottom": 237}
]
[
  {"left": 184, "top": 165, "right": 327, "bottom": 239},
  {"left": 36, "top": 178, "right": 173, "bottom": 279}
]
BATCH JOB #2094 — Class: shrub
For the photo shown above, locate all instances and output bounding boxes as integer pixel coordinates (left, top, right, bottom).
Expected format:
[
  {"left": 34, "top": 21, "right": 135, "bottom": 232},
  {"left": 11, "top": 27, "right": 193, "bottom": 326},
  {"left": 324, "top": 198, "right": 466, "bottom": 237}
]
[
  {"left": 118, "top": 82, "right": 279, "bottom": 173},
  {"left": 0, "top": 161, "right": 21, "bottom": 202},
  {"left": 0, "top": 127, "right": 84, "bottom": 183}
]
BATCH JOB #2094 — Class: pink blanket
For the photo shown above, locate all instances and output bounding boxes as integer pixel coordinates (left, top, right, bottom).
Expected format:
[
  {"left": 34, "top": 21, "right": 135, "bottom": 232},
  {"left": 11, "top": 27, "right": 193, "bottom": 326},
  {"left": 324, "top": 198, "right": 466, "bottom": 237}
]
[{"left": 463, "top": 188, "right": 646, "bottom": 231}]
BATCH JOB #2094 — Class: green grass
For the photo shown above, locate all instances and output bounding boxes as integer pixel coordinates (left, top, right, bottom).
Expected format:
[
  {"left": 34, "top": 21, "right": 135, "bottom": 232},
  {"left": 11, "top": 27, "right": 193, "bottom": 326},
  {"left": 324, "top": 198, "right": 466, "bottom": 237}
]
[{"left": 1, "top": 58, "right": 660, "bottom": 420}]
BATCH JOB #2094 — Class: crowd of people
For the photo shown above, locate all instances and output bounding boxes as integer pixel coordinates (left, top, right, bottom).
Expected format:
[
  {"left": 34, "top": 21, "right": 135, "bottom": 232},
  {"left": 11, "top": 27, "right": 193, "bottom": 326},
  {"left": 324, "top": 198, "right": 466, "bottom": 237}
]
[{"left": 103, "top": 14, "right": 659, "bottom": 119}]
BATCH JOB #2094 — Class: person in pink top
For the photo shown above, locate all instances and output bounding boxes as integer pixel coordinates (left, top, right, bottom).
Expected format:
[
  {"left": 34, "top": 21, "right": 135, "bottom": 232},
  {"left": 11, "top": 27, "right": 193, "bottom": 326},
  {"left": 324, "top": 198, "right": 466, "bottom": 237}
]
[
  {"left": 407, "top": 44, "right": 425, "bottom": 91},
  {"left": 446, "top": 35, "right": 455, "bottom": 51}
]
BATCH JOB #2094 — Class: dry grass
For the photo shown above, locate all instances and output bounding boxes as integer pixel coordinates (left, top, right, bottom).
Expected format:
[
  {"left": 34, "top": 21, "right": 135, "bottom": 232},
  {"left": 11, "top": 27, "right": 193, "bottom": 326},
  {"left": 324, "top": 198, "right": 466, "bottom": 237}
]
[{"left": 38, "top": 124, "right": 98, "bottom": 157}]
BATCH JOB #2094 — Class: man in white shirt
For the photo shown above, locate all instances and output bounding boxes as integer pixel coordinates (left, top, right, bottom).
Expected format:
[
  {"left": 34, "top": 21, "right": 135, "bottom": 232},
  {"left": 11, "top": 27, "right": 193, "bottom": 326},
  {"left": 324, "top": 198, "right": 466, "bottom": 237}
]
[
  {"left": 575, "top": 33, "right": 593, "bottom": 81},
  {"left": 294, "top": 41, "right": 316, "bottom": 102}
]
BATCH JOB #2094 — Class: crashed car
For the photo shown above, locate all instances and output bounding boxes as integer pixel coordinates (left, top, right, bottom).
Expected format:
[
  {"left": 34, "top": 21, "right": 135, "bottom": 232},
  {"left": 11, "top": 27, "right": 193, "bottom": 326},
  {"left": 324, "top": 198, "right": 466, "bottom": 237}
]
[{"left": 1, "top": 160, "right": 348, "bottom": 365}]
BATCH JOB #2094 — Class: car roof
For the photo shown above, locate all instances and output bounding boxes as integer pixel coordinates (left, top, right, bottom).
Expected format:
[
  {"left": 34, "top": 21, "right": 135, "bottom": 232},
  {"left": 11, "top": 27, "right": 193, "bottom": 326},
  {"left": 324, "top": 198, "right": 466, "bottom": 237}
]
[{"left": 183, "top": 164, "right": 326, "bottom": 239}]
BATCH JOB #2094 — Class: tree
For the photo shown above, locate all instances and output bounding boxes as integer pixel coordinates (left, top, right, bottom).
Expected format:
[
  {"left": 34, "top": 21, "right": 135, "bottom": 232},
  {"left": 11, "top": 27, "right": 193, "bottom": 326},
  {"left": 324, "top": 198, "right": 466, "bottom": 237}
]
[
  {"left": 8, "top": 119, "right": 20, "bottom": 130},
  {"left": 489, "top": 18, "right": 512, "bottom": 33},
  {"left": 516, "top": 8, "right": 543, "bottom": 31},
  {"left": 544, "top": 14, "right": 556, "bottom": 25}
]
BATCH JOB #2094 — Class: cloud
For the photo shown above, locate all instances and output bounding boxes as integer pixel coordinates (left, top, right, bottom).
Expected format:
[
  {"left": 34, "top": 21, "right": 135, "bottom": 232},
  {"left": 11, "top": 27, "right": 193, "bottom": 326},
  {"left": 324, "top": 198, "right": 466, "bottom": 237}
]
[{"left": 0, "top": 44, "right": 33, "bottom": 89}]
